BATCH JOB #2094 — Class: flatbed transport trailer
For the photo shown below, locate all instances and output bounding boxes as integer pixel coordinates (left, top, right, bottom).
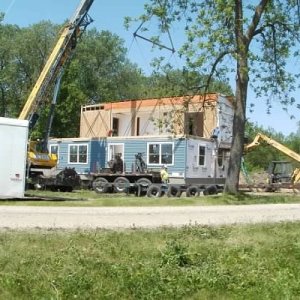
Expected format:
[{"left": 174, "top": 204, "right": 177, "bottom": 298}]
[{"left": 83, "top": 172, "right": 222, "bottom": 197}]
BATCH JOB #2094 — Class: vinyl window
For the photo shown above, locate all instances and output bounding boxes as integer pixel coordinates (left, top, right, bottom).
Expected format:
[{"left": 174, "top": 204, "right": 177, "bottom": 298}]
[
  {"left": 148, "top": 142, "right": 173, "bottom": 165},
  {"left": 69, "top": 144, "right": 88, "bottom": 164},
  {"left": 198, "top": 145, "right": 206, "bottom": 166}
]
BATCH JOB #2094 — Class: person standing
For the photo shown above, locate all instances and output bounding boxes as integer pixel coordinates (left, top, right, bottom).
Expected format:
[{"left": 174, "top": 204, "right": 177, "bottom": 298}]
[{"left": 160, "top": 165, "right": 169, "bottom": 183}]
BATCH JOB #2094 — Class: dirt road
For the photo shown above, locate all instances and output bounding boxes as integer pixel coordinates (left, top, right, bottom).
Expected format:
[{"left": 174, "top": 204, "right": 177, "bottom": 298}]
[{"left": 1, "top": 204, "right": 300, "bottom": 229}]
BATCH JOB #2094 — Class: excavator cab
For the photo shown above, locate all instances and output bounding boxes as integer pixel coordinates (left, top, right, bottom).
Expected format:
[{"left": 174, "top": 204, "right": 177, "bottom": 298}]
[
  {"left": 27, "top": 140, "right": 57, "bottom": 169},
  {"left": 267, "top": 161, "right": 293, "bottom": 184}
]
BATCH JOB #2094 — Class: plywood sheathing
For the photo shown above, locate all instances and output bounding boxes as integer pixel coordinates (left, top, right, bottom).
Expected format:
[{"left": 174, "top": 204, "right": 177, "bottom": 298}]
[{"left": 80, "top": 94, "right": 224, "bottom": 138}]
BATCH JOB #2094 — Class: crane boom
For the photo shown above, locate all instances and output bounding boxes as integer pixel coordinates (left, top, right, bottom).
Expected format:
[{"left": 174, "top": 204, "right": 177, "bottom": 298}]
[
  {"left": 18, "top": 0, "right": 94, "bottom": 121},
  {"left": 16, "top": 0, "right": 94, "bottom": 192}
]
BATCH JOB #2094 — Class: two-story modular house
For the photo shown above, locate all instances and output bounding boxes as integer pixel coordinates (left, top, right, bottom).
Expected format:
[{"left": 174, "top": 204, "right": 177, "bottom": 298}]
[{"left": 49, "top": 94, "right": 234, "bottom": 185}]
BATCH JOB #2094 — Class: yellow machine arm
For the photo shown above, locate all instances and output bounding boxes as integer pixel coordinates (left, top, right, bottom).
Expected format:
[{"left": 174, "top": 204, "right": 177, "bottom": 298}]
[
  {"left": 245, "top": 132, "right": 300, "bottom": 183},
  {"left": 244, "top": 132, "right": 300, "bottom": 162},
  {"left": 18, "top": 0, "right": 94, "bottom": 121},
  {"left": 18, "top": 0, "right": 94, "bottom": 170}
]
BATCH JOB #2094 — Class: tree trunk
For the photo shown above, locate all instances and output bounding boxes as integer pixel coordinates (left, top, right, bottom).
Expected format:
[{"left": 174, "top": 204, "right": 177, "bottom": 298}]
[
  {"left": 224, "top": 68, "right": 248, "bottom": 194},
  {"left": 224, "top": 0, "right": 248, "bottom": 194}
]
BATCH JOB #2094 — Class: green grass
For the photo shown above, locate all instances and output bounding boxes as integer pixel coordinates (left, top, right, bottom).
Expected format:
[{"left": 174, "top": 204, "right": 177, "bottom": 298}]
[
  {"left": 0, "top": 189, "right": 299, "bottom": 206},
  {"left": 1, "top": 222, "right": 300, "bottom": 299}
]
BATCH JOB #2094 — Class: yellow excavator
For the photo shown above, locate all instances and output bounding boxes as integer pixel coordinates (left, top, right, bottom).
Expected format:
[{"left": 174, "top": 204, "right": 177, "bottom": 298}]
[
  {"left": 244, "top": 132, "right": 300, "bottom": 184},
  {"left": 18, "top": 0, "right": 94, "bottom": 190}
]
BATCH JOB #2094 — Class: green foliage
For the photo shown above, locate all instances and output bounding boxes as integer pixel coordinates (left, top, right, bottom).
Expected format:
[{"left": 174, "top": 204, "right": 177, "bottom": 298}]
[
  {"left": 160, "top": 240, "right": 191, "bottom": 267},
  {"left": 244, "top": 121, "right": 300, "bottom": 171},
  {"left": 0, "top": 18, "right": 233, "bottom": 138},
  {"left": 131, "top": 0, "right": 300, "bottom": 193},
  {"left": 4, "top": 189, "right": 300, "bottom": 206},
  {"left": 1, "top": 223, "right": 300, "bottom": 299}
]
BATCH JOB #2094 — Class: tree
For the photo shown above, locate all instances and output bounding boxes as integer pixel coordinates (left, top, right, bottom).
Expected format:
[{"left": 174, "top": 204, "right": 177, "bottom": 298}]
[
  {"left": 138, "top": 68, "right": 232, "bottom": 99},
  {"left": 0, "top": 17, "right": 22, "bottom": 117},
  {"left": 49, "top": 29, "right": 146, "bottom": 137},
  {"left": 244, "top": 121, "right": 287, "bottom": 171},
  {"left": 130, "top": 0, "right": 300, "bottom": 193}
]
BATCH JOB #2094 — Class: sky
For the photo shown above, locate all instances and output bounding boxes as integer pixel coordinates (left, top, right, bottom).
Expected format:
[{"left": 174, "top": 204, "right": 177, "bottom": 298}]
[{"left": 0, "top": 0, "right": 299, "bottom": 136}]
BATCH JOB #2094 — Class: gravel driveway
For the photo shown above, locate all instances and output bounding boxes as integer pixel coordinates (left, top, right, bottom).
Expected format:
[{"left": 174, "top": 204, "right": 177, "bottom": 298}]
[{"left": 1, "top": 203, "right": 300, "bottom": 229}]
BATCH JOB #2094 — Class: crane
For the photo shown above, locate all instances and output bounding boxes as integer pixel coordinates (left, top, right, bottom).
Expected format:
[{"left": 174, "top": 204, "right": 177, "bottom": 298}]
[
  {"left": 18, "top": 0, "right": 93, "bottom": 121},
  {"left": 18, "top": 0, "right": 94, "bottom": 190},
  {"left": 244, "top": 132, "right": 300, "bottom": 184}
]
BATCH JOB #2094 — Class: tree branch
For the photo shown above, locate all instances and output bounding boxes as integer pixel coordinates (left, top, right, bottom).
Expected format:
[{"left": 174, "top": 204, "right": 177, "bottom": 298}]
[
  {"left": 246, "top": 0, "right": 270, "bottom": 44},
  {"left": 253, "top": 21, "right": 300, "bottom": 42},
  {"left": 203, "top": 50, "right": 234, "bottom": 95}
]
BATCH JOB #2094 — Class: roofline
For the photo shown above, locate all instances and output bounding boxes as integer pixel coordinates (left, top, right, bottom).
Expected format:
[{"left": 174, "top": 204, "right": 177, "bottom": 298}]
[{"left": 82, "top": 93, "right": 232, "bottom": 110}]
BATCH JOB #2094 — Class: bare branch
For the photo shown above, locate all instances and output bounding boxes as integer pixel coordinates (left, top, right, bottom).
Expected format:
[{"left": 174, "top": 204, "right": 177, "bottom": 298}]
[
  {"left": 246, "top": 0, "right": 270, "bottom": 44},
  {"left": 203, "top": 50, "right": 234, "bottom": 95},
  {"left": 254, "top": 21, "right": 300, "bottom": 43}
]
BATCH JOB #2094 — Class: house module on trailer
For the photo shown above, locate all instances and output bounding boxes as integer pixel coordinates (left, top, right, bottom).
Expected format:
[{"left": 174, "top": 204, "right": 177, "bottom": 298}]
[{"left": 48, "top": 93, "right": 234, "bottom": 189}]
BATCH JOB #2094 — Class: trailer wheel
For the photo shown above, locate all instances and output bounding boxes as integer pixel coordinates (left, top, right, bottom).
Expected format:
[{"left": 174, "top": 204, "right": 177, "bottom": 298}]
[
  {"left": 114, "top": 177, "right": 130, "bottom": 193},
  {"left": 136, "top": 178, "right": 152, "bottom": 187},
  {"left": 203, "top": 185, "right": 218, "bottom": 195},
  {"left": 147, "top": 184, "right": 162, "bottom": 197},
  {"left": 167, "top": 185, "right": 181, "bottom": 197},
  {"left": 186, "top": 185, "right": 199, "bottom": 197},
  {"left": 93, "top": 177, "right": 109, "bottom": 194}
]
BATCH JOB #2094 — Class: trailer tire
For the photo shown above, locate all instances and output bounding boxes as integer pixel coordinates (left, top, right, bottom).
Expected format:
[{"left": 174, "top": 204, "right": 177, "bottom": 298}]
[
  {"left": 203, "top": 185, "right": 218, "bottom": 195},
  {"left": 93, "top": 177, "right": 109, "bottom": 194},
  {"left": 114, "top": 177, "right": 130, "bottom": 193},
  {"left": 147, "top": 184, "right": 162, "bottom": 198},
  {"left": 186, "top": 185, "right": 199, "bottom": 197},
  {"left": 167, "top": 185, "right": 181, "bottom": 197},
  {"left": 136, "top": 178, "right": 152, "bottom": 187}
]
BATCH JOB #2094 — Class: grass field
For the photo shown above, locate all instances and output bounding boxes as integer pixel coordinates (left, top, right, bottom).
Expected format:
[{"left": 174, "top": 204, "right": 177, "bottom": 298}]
[
  {"left": 1, "top": 222, "right": 300, "bottom": 299},
  {"left": 1, "top": 190, "right": 300, "bottom": 299},
  {"left": 1, "top": 189, "right": 300, "bottom": 207}
]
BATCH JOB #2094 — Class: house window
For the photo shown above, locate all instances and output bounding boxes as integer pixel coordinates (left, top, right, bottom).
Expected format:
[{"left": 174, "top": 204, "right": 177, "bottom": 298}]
[
  {"left": 148, "top": 143, "right": 173, "bottom": 165},
  {"left": 69, "top": 144, "right": 88, "bottom": 164},
  {"left": 218, "top": 149, "right": 225, "bottom": 167},
  {"left": 136, "top": 117, "right": 140, "bottom": 136},
  {"left": 184, "top": 112, "right": 204, "bottom": 136},
  {"left": 50, "top": 144, "right": 59, "bottom": 155},
  {"left": 108, "top": 143, "right": 124, "bottom": 162},
  {"left": 112, "top": 118, "right": 119, "bottom": 136},
  {"left": 50, "top": 144, "right": 59, "bottom": 162},
  {"left": 198, "top": 145, "right": 206, "bottom": 166}
]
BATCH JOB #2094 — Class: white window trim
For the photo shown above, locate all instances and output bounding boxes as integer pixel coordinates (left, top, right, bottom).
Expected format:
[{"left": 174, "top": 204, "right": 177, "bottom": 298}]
[
  {"left": 147, "top": 142, "right": 174, "bottom": 166},
  {"left": 49, "top": 144, "right": 59, "bottom": 155},
  {"left": 198, "top": 144, "right": 206, "bottom": 167},
  {"left": 68, "top": 143, "right": 88, "bottom": 164},
  {"left": 49, "top": 144, "right": 59, "bottom": 163},
  {"left": 107, "top": 143, "right": 125, "bottom": 162}
]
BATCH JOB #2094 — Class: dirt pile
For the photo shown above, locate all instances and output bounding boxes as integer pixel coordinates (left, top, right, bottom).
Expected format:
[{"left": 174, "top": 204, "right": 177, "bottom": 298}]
[{"left": 239, "top": 171, "right": 269, "bottom": 185}]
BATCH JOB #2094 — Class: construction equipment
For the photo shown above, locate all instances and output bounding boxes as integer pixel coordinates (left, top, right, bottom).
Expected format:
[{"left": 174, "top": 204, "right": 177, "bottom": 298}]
[
  {"left": 18, "top": 0, "right": 94, "bottom": 190},
  {"left": 244, "top": 132, "right": 300, "bottom": 184}
]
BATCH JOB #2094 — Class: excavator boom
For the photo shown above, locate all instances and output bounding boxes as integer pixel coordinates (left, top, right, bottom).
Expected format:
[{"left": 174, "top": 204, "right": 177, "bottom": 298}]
[
  {"left": 245, "top": 132, "right": 300, "bottom": 163},
  {"left": 245, "top": 132, "right": 300, "bottom": 184}
]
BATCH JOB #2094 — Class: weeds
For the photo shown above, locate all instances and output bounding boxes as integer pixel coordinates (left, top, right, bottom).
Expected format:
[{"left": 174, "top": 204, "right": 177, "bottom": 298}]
[{"left": 1, "top": 223, "right": 300, "bottom": 299}]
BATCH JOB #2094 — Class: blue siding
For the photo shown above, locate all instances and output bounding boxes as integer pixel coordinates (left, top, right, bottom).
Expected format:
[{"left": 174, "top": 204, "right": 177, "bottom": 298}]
[
  {"left": 90, "top": 139, "right": 107, "bottom": 172},
  {"left": 110, "top": 138, "right": 148, "bottom": 173},
  {"left": 172, "top": 138, "right": 186, "bottom": 175},
  {"left": 49, "top": 137, "right": 187, "bottom": 175},
  {"left": 106, "top": 137, "right": 187, "bottom": 175}
]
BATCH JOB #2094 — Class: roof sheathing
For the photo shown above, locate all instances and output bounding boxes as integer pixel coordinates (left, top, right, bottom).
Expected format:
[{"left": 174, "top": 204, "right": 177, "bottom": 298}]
[{"left": 83, "top": 94, "right": 220, "bottom": 111}]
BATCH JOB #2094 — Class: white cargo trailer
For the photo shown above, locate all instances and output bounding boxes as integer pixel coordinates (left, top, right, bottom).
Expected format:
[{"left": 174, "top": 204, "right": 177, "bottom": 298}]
[{"left": 0, "top": 117, "right": 28, "bottom": 198}]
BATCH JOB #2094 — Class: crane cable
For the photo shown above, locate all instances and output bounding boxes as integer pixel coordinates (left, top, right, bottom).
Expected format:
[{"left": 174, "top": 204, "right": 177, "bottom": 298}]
[{"left": 3, "top": 0, "right": 16, "bottom": 17}]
